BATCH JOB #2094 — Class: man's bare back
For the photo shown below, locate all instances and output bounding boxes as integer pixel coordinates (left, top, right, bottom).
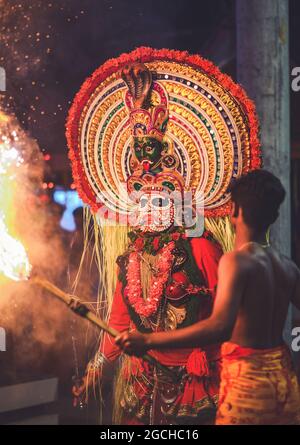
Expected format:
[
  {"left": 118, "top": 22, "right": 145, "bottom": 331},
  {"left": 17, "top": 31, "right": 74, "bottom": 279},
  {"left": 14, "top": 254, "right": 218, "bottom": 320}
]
[
  {"left": 115, "top": 241, "right": 300, "bottom": 356},
  {"left": 229, "top": 242, "right": 299, "bottom": 349}
]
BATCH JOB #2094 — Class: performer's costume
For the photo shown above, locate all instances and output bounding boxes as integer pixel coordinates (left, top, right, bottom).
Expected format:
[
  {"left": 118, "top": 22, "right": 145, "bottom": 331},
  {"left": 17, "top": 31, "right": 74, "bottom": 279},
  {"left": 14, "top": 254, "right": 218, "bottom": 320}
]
[
  {"left": 102, "top": 233, "right": 223, "bottom": 424},
  {"left": 66, "top": 47, "right": 261, "bottom": 424},
  {"left": 217, "top": 342, "right": 300, "bottom": 425}
]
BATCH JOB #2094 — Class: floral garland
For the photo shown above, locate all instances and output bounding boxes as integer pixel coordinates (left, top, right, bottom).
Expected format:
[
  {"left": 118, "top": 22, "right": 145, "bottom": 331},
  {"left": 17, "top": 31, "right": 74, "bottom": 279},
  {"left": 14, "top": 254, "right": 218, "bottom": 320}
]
[
  {"left": 123, "top": 241, "right": 175, "bottom": 318},
  {"left": 128, "top": 227, "right": 186, "bottom": 255}
]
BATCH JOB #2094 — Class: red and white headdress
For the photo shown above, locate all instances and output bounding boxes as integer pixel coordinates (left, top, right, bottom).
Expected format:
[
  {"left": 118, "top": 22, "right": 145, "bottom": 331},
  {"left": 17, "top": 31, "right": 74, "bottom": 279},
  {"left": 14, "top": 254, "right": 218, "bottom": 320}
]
[{"left": 66, "top": 47, "right": 261, "bottom": 220}]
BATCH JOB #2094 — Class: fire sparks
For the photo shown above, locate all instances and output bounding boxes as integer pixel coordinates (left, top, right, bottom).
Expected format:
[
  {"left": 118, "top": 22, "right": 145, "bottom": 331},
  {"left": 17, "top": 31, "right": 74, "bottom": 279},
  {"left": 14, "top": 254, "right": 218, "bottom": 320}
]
[{"left": 0, "top": 111, "right": 31, "bottom": 281}]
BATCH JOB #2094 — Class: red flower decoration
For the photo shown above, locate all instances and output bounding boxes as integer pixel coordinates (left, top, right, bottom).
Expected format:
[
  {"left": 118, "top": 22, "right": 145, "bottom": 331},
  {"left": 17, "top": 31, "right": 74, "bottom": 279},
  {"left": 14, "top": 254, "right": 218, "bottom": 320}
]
[
  {"left": 171, "top": 232, "right": 181, "bottom": 241},
  {"left": 134, "top": 238, "right": 144, "bottom": 251},
  {"left": 125, "top": 241, "right": 175, "bottom": 318},
  {"left": 153, "top": 237, "right": 160, "bottom": 251}
]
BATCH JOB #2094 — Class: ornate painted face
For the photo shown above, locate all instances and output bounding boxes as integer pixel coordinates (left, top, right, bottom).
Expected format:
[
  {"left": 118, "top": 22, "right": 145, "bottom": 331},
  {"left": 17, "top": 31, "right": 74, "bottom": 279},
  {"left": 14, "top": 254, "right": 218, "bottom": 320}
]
[
  {"left": 133, "top": 191, "right": 175, "bottom": 233},
  {"left": 133, "top": 137, "right": 165, "bottom": 172}
]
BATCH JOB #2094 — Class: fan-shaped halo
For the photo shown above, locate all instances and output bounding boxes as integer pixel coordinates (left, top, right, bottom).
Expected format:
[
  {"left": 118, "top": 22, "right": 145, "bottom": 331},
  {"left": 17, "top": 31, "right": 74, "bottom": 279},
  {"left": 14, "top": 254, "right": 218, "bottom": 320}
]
[{"left": 66, "top": 47, "right": 261, "bottom": 219}]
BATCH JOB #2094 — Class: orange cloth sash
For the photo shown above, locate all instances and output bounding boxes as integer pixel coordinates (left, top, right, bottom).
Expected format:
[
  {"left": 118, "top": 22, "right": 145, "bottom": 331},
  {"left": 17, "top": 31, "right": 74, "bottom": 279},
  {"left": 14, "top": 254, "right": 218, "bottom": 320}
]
[{"left": 216, "top": 342, "right": 300, "bottom": 425}]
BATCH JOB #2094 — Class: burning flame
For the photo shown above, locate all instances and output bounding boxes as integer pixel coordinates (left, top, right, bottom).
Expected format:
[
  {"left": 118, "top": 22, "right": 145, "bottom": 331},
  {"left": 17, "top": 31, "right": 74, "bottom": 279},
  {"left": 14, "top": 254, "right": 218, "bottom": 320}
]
[
  {"left": 0, "top": 215, "right": 31, "bottom": 281},
  {"left": 0, "top": 111, "right": 32, "bottom": 281}
]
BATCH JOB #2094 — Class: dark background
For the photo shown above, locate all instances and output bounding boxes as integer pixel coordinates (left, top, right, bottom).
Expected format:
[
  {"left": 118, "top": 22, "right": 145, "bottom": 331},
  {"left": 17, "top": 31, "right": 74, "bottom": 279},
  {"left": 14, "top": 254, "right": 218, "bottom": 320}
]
[
  {"left": 0, "top": 0, "right": 299, "bottom": 425},
  {"left": 1, "top": 0, "right": 299, "bottom": 186}
]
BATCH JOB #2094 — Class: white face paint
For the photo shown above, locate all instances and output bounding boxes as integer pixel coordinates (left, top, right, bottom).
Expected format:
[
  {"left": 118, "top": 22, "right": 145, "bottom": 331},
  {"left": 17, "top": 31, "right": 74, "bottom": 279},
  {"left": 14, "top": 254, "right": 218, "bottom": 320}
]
[{"left": 134, "top": 191, "right": 175, "bottom": 233}]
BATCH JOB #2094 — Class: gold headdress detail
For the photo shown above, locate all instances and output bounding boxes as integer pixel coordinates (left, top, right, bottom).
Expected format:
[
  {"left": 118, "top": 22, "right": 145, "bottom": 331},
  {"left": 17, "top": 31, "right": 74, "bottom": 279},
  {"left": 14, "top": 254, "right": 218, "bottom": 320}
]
[
  {"left": 121, "top": 63, "right": 169, "bottom": 143},
  {"left": 66, "top": 47, "right": 261, "bottom": 220}
]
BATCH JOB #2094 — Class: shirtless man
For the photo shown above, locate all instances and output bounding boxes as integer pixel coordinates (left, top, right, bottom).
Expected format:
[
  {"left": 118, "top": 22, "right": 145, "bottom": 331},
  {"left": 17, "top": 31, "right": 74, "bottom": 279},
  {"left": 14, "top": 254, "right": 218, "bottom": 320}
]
[{"left": 116, "top": 169, "right": 300, "bottom": 425}]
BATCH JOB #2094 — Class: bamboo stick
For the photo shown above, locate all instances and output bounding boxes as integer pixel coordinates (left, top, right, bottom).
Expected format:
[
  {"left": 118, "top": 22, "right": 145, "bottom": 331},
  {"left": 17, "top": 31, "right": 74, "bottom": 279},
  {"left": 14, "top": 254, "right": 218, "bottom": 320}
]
[{"left": 31, "top": 276, "right": 178, "bottom": 381}]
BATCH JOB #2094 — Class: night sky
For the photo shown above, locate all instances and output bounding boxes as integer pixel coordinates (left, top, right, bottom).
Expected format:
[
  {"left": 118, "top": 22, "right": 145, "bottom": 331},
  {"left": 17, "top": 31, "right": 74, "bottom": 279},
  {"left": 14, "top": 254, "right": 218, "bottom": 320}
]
[{"left": 1, "top": 0, "right": 299, "bottom": 185}]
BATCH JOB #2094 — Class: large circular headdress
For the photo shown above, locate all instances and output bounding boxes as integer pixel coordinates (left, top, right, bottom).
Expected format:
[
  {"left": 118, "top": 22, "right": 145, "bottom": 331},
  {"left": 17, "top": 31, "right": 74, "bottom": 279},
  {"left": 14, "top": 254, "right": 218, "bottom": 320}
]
[{"left": 66, "top": 47, "right": 261, "bottom": 220}]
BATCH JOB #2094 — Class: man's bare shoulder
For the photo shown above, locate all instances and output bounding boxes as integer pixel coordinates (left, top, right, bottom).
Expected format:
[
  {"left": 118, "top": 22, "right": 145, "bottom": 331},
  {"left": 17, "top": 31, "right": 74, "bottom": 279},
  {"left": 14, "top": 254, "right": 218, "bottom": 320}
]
[{"left": 218, "top": 250, "right": 254, "bottom": 276}]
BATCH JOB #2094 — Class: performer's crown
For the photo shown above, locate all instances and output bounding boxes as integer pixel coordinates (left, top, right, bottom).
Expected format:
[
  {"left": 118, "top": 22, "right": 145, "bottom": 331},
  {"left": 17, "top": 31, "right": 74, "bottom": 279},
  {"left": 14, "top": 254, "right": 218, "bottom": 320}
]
[
  {"left": 129, "top": 106, "right": 168, "bottom": 142},
  {"left": 121, "top": 62, "right": 168, "bottom": 142}
]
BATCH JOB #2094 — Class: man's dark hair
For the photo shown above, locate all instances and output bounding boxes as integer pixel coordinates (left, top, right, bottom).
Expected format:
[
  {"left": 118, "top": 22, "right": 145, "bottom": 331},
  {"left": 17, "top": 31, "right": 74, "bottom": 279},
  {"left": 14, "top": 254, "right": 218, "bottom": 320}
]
[{"left": 230, "top": 169, "right": 286, "bottom": 232}]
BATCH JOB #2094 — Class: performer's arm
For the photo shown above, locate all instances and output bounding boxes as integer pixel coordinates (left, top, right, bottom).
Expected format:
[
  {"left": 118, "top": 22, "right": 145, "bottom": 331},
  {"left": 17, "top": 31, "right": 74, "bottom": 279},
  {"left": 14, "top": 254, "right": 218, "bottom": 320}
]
[
  {"left": 116, "top": 252, "right": 248, "bottom": 354},
  {"left": 73, "top": 277, "right": 131, "bottom": 400},
  {"left": 99, "top": 278, "right": 131, "bottom": 362}
]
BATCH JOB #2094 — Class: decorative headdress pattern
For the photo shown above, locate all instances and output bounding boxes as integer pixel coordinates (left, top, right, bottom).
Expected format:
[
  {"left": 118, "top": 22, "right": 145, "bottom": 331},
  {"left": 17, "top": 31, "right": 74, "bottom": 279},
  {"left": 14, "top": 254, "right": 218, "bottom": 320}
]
[
  {"left": 128, "top": 106, "right": 168, "bottom": 142},
  {"left": 66, "top": 47, "right": 261, "bottom": 219},
  {"left": 121, "top": 62, "right": 169, "bottom": 142}
]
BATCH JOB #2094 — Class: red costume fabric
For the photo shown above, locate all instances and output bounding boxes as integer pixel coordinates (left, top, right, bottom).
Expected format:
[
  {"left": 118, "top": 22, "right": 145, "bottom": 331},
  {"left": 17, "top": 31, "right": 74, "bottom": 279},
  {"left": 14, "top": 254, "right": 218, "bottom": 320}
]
[{"left": 100, "top": 235, "right": 223, "bottom": 425}]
